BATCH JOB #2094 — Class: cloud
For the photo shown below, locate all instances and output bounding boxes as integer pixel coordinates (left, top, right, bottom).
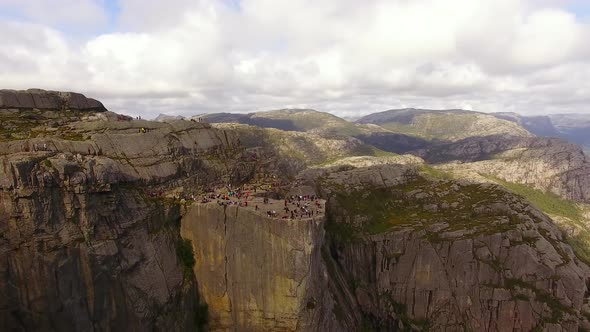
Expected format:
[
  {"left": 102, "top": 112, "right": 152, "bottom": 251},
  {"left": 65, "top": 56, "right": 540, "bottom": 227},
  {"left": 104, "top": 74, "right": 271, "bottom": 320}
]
[
  {"left": 0, "top": 0, "right": 108, "bottom": 31},
  {"left": 0, "top": 0, "right": 589, "bottom": 118}
]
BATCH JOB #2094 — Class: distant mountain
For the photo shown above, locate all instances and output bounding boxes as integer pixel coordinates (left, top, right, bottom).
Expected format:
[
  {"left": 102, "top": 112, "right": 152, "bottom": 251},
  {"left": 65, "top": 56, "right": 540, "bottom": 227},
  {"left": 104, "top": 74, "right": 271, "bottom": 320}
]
[
  {"left": 356, "top": 108, "right": 532, "bottom": 141},
  {"left": 202, "top": 107, "right": 590, "bottom": 156},
  {"left": 197, "top": 112, "right": 249, "bottom": 123},
  {"left": 203, "top": 109, "right": 365, "bottom": 136},
  {"left": 492, "top": 112, "right": 559, "bottom": 137},
  {"left": 549, "top": 113, "right": 590, "bottom": 153},
  {"left": 154, "top": 113, "right": 185, "bottom": 122},
  {"left": 490, "top": 112, "right": 590, "bottom": 153}
]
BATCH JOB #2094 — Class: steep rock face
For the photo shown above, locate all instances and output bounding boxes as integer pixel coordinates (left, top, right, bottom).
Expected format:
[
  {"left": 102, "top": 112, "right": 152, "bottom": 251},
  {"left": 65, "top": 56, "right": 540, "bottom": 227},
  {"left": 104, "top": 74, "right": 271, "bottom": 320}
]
[
  {"left": 0, "top": 186, "right": 195, "bottom": 331},
  {"left": 0, "top": 89, "right": 106, "bottom": 112},
  {"left": 212, "top": 123, "right": 382, "bottom": 178},
  {"left": 180, "top": 203, "right": 345, "bottom": 331},
  {"left": 416, "top": 136, "right": 590, "bottom": 203},
  {"left": 0, "top": 113, "right": 248, "bottom": 330},
  {"left": 310, "top": 165, "right": 590, "bottom": 331}
]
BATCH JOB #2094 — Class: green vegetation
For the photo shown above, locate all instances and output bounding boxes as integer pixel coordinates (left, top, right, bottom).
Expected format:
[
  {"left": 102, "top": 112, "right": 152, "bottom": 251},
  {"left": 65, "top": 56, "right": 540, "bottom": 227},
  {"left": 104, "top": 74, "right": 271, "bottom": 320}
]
[
  {"left": 328, "top": 176, "right": 524, "bottom": 239},
  {"left": 491, "top": 178, "right": 583, "bottom": 222},
  {"left": 378, "top": 113, "right": 482, "bottom": 140},
  {"left": 248, "top": 109, "right": 379, "bottom": 137},
  {"left": 194, "top": 303, "right": 209, "bottom": 331},
  {"left": 176, "top": 238, "right": 196, "bottom": 274},
  {"left": 0, "top": 109, "right": 91, "bottom": 142},
  {"left": 486, "top": 176, "right": 590, "bottom": 265},
  {"left": 504, "top": 278, "right": 574, "bottom": 323},
  {"left": 43, "top": 159, "right": 52, "bottom": 168},
  {"left": 61, "top": 131, "right": 86, "bottom": 141},
  {"left": 566, "top": 234, "right": 590, "bottom": 266},
  {"left": 419, "top": 165, "right": 454, "bottom": 180},
  {"left": 376, "top": 112, "right": 529, "bottom": 142},
  {"left": 380, "top": 121, "right": 423, "bottom": 138},
  {"left": 369, "top": 146, "right": 398, "bottom": 157}
]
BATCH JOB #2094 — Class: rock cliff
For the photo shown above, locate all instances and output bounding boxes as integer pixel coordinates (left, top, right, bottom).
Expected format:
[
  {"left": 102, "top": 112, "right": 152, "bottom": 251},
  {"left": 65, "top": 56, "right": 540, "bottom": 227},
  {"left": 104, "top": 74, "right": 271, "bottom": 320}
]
[
  {"left": 415, "top": 136, "right": 590, "bottom": 203},
  {"left": 180, "top": 203, "right": 345, "bottom": 331},
  {"left": 0, "top": 103, "right": 250, "bottom": 330},
  {"left": 309, "top": 164, "right": 590, "bottom": 331},
  {"left": 0, "top": 89, "right": 106, "bottom": 112},
  {"left": 2, "top": 92, "right": 590, "bottom": 331}
]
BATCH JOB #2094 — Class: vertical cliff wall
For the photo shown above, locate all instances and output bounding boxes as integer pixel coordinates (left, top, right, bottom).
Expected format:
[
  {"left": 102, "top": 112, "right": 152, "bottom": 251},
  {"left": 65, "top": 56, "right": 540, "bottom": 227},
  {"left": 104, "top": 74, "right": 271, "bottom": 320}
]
[
  {"left": 315, "top": 165, "right": 590, "bottom": 331},
  {"left": 0, "top": 183, "right": 201, "bottom": 331},
  {"left": 180, "top": 203, "right": 345, "bottom": 331},
  {"left": 0, "top": 106, "right": 247, "bottom": 330}
]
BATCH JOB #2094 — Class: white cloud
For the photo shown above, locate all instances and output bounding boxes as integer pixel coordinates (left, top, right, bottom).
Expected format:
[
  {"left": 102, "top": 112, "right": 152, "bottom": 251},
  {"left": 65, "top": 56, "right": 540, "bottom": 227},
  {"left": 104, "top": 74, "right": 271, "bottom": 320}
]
[
  {"left": 0, "top": 0, "right": 589, "bottom": 118},
  {"left": 0, "top": 0, "right": 108, "bottom": 31}
]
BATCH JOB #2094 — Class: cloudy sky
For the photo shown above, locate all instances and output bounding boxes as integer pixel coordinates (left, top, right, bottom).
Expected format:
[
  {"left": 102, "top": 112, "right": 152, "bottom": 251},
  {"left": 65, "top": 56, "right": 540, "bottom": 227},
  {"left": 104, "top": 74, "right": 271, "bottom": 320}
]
[{"left": 1, "top": 0, "right": 590, "bottom": 118}]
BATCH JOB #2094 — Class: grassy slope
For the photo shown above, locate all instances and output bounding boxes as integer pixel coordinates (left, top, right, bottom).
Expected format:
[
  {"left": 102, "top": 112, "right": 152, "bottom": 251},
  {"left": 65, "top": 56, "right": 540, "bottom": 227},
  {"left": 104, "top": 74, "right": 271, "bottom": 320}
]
[
  {"left": 328, "top": 175, "right": 524, "bottom": 239},
  {"left": 372, "top": 112, "right": 531, "bottom": 141},
  {"left": 251, "top": 109, "right": 364, "bottom": 136},
  {"left": 488, "top": 177, "right": 590, "bottom": 265}
]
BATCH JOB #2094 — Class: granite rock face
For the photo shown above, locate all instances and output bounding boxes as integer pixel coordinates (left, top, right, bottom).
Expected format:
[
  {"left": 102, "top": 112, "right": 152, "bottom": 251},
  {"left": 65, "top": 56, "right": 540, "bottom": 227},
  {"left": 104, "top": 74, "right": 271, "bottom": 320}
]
[
  {"left": 0, "top": 111, "right": 248, "bottom": 330},
  {"left": 2, "top": 92, "right": 590, "bottom": 331},
  {"left": 311, "top": 165, "right": 590, "bottom": 331},
  {"left": 181, "top": 203, "right": 345, "bottom": 332},
  {"left": 416, "top": 136, "right": 590, "bottom": 203},
  {"left": 0, "top": 89, "right": 106, "bottom": 111}
]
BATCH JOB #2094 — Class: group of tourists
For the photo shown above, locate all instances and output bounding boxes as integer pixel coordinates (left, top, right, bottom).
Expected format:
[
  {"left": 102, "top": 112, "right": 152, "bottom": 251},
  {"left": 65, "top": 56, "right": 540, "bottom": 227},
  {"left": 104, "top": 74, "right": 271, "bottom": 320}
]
[
  {"left": 32, "top": 143, "right": 50, "bottom": 151},
  {"left": 281, "top": 195, "right": 323, "bottom": 219},
  {"left": 190, "top": 180, "right": 324, "bottom": 221}
]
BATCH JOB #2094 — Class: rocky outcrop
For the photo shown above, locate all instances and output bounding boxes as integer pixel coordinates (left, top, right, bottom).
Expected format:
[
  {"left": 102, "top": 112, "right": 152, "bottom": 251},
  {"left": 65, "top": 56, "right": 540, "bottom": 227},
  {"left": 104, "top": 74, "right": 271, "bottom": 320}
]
[
  {"left": 0, "top": 89, "right": 106, "bottom": 112},
  {"left": 314, "top": 155, "right": 424, "bottom": 169},
  {"left": 311, "top": 165, "right": 590, "bottom": 331},
  {"left": 180, "top": 203, "right": 345, "bottom": 331},
  {"left": 416, "top": 136, "right": 590, "bottom": 203},
  {"left": 213, "top": 123, "right": 379, "bottom": 178},
  {"left": 0, "top": 111, "right": 249, "bottom": 330},
  {"left": 2, "top": 92, "right": 590, "bottom": 332}
]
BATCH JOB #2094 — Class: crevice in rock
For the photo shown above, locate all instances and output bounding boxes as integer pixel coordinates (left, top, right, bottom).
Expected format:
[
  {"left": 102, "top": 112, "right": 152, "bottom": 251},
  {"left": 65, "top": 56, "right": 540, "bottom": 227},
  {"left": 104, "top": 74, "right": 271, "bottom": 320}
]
[{"left": 222, "top": 205, "right": 233, "bottom": 316}]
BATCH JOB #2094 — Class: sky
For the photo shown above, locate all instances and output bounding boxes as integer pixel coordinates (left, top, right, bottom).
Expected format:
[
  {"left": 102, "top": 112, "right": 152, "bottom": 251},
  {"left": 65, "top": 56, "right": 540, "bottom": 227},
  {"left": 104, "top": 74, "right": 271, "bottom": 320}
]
[{"left": 1, "top": 0, "right": 590, "bottom": 118}]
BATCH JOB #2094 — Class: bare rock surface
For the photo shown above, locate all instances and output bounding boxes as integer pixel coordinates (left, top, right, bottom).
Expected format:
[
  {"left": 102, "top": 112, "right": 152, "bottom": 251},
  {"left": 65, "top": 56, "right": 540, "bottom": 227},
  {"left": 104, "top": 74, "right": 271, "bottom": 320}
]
[
  {"left": 0, "top": 105, "right": 248, "bottom": 330},
  {"left": 416, "top": 136, "right": 590, "bottom": 202},
  {"left": 2, "top": 92, "right": 590, "bottom": 332},
  {"left": 308, "top": 164, "right": 590, "bottom": 331},
  {"left": 0, "top": 89, "right": 106, "bottom": 111}
]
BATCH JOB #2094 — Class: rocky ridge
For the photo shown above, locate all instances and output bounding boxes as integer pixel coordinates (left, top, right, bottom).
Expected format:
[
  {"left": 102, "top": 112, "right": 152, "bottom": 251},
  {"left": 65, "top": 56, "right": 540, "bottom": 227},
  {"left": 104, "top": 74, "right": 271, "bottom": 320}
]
[
  {"left": 0, "top": 100, "right": 251, "bottom": 330},
  {"left": 2, "top": 91, "right": 590, "bottom": 331},
  {"left": 0, "top": 89, "right": 106, "bottom": 112},
  {"left": 414, "top": 136, "right": 590, "bottom": 203},
  {"left": 307, "top": 164, "right": 590, "bottom": 331},
  {"left": 356, "top": 108, "right": 533, "bottom": 141}
]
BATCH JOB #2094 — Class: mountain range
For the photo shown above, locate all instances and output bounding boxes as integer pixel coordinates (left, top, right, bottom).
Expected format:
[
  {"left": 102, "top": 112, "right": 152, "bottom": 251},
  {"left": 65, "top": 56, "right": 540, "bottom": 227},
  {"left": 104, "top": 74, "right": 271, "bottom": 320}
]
[{"left": 2, "top": 89, "right": 590, "bottom": 331}]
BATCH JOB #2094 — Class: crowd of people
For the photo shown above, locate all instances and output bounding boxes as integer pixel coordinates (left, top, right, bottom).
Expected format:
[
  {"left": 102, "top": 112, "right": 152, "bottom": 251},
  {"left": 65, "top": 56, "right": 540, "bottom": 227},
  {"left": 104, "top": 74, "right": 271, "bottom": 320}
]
[
  {"left": 193, "top": 183, "right": 324, "bottom": 221},
  {"left": 32, "top": 143, "right": 50, "bottom": 151}
]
